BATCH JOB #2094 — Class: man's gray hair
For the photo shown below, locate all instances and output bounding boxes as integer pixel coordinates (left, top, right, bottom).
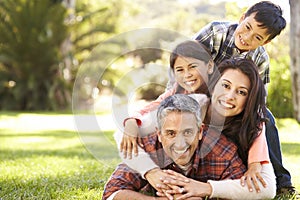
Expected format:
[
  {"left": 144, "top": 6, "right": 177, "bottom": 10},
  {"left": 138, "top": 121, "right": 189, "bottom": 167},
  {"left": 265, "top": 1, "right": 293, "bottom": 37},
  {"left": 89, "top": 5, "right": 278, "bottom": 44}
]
[{"left": 157, "top": 94, "right": 206, "bottom": 130}]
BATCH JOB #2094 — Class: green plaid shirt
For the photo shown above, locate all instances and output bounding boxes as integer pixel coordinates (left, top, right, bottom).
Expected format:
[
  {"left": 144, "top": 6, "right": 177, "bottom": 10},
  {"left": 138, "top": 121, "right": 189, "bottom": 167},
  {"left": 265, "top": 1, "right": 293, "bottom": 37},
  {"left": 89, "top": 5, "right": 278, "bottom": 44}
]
[{"left": 193, "top": 21, "right": 270, "bottom": 84}]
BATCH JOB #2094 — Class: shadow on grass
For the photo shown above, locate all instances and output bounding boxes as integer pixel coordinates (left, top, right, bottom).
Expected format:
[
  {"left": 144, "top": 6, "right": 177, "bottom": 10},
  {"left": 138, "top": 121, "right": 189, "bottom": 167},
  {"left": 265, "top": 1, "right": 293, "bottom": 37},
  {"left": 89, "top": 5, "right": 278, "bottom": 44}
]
[
  {"left": 0, "top": 129, "right": 77, "bottom": 138},
  {"left": 0, "top": 129, "right": 121, "bottom": 164}
]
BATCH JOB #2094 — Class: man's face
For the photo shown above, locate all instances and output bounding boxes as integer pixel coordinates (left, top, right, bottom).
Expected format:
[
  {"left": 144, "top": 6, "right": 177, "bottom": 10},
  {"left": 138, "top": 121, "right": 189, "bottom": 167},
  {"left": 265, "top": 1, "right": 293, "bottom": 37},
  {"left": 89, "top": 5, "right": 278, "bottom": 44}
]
[
  {"left": 234, "top": 13, "right": 270, "bottom": 51},
  {"left": 158, "top": 111, "right": 202, "bottom": 166}
]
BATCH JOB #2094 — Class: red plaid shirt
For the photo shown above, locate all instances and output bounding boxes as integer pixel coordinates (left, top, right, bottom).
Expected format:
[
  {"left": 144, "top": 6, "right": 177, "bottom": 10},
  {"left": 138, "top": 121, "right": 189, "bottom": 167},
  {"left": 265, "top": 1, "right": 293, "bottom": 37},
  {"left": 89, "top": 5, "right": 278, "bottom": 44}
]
[{"left": 102, "top": 127, "right": 246, "bottom": 199}]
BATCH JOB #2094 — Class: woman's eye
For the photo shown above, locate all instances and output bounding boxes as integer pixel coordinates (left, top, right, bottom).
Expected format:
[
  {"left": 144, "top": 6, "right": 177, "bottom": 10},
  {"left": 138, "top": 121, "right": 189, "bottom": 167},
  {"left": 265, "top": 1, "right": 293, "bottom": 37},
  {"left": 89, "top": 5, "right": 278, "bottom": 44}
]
[
  {"left": 245, "top": 25, "right": 250, "bottom": 30},
  {"left": 238, "top": 90, "right": 248, "bottom": 96}
]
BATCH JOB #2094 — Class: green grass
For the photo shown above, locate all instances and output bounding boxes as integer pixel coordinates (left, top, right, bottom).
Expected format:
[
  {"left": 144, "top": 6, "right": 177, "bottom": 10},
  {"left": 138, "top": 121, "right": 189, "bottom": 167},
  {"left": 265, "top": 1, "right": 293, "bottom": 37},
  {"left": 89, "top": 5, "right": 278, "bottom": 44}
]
[
  {"left": 0, "top": 112, "right": 119, "bottom": 200},
  {"left": 0, "top": 112, "right": 299, "bottom": 199}
]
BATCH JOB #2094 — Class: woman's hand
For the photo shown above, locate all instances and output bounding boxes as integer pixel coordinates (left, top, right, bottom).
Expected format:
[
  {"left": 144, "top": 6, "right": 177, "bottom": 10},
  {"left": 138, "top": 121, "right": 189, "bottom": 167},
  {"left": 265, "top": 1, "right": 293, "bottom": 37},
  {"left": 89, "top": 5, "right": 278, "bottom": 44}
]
[
  {"left": 120, "top": 118, "right": 143, "bottom": 159},
  {"left": 240, "top": 162, "right": 267, "bottom": 192}
]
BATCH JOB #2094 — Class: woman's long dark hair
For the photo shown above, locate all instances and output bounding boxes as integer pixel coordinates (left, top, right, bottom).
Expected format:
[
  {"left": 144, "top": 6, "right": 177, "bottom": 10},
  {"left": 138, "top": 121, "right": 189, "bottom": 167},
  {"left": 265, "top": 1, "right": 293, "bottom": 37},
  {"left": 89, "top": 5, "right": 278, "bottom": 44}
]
[{"left": 208, "top": 58, "right": 267, "bottom": 164}]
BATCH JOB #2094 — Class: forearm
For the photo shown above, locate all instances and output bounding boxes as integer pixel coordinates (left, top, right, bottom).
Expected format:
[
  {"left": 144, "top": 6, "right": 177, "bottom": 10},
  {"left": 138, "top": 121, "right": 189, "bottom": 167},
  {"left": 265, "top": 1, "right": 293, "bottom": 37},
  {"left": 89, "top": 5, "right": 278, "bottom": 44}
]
[
  {"left": 114, "top": 130, "right": 159, "bottom": 177},
  {"left": 208, "top": 164, "right": 276, "bottom": 199},
  {"left": 122, "top": 146, "right": 159, "bottom": 178},
  {"left": 248, "top": 124, "right": 270, "bottom": 164}
]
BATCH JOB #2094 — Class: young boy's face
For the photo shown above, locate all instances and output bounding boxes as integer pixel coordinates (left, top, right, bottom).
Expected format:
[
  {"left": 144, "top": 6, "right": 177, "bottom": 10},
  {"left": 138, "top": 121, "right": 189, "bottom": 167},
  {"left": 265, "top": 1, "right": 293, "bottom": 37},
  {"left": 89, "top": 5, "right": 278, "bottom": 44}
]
[{"left": 234, "top": 13, "right": 270, "bottom": 52}]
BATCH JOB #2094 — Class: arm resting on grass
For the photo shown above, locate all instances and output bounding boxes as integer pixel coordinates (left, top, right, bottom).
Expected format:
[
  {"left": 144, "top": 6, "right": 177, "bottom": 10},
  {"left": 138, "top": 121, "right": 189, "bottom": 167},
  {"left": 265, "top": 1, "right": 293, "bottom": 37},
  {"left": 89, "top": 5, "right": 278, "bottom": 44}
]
[{"left": 208, "top": 163, "right": 276, "bottom": 199}]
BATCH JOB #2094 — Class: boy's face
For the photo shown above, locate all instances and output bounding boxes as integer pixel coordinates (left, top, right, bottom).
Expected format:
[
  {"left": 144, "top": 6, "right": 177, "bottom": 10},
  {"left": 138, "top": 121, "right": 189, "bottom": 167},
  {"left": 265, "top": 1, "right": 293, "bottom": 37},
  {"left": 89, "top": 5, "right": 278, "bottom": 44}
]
[
  {"left": 234, "top": 13, "right": 270, "bottom": 51},
  {"left": 157, "top": 111, "right": 202, "bottom": 166}
]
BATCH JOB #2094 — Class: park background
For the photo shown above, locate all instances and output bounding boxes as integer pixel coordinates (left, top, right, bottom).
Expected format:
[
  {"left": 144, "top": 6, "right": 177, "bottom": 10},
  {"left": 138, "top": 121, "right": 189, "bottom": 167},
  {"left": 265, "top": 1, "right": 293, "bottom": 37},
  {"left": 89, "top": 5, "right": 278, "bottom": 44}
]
[{"left": 0, "top": 0, "right": 299, "bottom": 199}]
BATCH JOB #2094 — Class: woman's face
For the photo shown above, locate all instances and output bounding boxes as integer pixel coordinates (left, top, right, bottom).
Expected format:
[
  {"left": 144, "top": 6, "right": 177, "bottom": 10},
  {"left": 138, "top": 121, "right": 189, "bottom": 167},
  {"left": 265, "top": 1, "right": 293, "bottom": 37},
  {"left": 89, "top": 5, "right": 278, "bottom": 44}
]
[
  {"left": 211, "top": 69, "right": 250, "bottom": 117},
  {"left": 173, "top": 56, "right": 210, "bottom": 93}
]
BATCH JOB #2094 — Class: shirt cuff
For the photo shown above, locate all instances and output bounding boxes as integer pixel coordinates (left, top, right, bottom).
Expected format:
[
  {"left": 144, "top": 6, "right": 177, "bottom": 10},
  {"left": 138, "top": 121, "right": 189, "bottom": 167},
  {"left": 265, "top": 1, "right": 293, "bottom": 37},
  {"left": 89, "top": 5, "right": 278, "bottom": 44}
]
[
  {"left": 123, "top": 117, "right": 142, "bottom": 127},
  {"left": 107, "top": 191, "right": 119, "bottom": 200}
]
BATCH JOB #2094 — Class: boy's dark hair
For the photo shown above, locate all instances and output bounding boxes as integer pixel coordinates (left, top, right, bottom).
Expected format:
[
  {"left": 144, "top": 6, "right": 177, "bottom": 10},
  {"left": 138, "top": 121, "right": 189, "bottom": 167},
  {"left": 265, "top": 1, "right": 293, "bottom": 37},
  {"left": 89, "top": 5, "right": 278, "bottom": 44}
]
[{"left": 245, "top": 1, "right": 286, "bottom": 41}]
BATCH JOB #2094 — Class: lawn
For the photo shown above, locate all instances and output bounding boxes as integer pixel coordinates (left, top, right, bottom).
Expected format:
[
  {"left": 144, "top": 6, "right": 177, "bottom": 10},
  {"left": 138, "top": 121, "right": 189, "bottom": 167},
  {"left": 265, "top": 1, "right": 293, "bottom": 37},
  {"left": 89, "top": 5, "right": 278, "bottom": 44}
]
[{"left": 0, "top": 112, "right": 299, "bottom": 199}]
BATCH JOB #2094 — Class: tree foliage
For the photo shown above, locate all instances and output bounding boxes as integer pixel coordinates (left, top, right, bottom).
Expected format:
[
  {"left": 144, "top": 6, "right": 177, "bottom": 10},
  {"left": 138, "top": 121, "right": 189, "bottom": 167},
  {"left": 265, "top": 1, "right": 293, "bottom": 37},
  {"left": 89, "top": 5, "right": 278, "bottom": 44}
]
[
  {"left": 0, "top": 0, "right": 68, "bottom": 110},
  {"left": 0, "top": 0, "right": 122, "bottom": 110}
]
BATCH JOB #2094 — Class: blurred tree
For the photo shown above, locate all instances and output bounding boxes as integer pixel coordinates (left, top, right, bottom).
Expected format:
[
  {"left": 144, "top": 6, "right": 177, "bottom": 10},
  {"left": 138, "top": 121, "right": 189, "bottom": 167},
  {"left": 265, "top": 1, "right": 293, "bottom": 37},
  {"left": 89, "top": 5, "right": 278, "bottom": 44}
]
[
  {"left": 69, "top": 0, "right": 125, "bottom": 105},
  {"left": 0, "top": 0, "right": 68, "bottom": 110},
  {"left": 289, "top": 0, "right": 300, "bottom": 123},
  {"left": 0, "top": 0, "right": 123, "bottom": 110},
  {"left": 266, "top": 29, "right": 293, "bottom": 118}
]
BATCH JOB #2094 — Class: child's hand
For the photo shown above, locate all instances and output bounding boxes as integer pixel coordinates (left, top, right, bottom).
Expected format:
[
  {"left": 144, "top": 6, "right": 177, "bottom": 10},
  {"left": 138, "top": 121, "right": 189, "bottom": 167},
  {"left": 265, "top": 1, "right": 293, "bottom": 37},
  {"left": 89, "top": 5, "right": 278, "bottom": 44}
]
[
  {"left": 240, "top": 162, "right": 267, "bottom": 193},
  {"left": 120, "top": 118, "right": 143, "bottom": 159}
]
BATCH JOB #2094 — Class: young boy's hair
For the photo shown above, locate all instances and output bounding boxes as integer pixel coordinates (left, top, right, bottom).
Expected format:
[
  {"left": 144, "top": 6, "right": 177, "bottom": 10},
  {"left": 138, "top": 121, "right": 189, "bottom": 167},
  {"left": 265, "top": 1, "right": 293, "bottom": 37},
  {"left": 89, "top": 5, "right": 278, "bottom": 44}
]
[{"left": 245, "top": 1, "right": 286, "bottom": 41}]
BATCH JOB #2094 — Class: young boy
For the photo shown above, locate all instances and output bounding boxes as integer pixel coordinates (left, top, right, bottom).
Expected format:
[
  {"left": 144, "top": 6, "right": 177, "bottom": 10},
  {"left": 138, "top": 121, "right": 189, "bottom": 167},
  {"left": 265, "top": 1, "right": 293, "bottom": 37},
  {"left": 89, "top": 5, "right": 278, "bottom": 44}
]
[{"left": 167, "top": 1, "right": 296, "bottom": 197}]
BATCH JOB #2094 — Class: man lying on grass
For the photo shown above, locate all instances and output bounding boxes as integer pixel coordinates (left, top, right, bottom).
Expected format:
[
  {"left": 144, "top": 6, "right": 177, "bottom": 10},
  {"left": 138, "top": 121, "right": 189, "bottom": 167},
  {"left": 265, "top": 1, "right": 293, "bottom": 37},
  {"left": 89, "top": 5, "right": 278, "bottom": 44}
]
[{"left": 102, "top": 94, "right": 275, "bottom": 200}]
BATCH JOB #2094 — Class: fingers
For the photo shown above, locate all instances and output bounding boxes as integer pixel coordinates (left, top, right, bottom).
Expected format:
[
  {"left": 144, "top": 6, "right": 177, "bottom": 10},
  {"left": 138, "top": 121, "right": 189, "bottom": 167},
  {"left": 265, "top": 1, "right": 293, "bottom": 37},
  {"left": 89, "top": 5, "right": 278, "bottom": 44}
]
[
  {"left": 126, "top": 140, "right": 133, "bottom": 159},
  {"left": 156, "top": 183, "right": 170, "bottom": 191},
  {"left": 133, "top": 139, "right": 139, "bottom": 157},
  {"left": 163, "top": 169, "right": 190, "bottom": 182},
  {"left": 250, "top": 176, "right": 260, "bottom": 193},
  {"left": 246, "top": 176, "right": 254, "bottom": 192},
  {"left": 256, "top": 174, "right": 267, "bottom": 188},
  {"left": 137, "top": 137, "right": 144, "bottom": 148},
  {"left": 120, "top": 135, "right": 141, "bottom": 159},
  {"left": 243, "top": 175, "right": 263, "bottom": 193},
  {"left": 240, "top": 176, "right": 246, "bottom": 187}
]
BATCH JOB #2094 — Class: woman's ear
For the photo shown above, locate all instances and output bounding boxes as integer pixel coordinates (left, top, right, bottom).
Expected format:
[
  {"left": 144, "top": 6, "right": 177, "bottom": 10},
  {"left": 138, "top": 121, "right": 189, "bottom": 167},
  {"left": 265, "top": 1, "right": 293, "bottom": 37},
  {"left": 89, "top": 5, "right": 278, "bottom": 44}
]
[{"left": 207, "top": 60, "right": 215, "bottom": 75}]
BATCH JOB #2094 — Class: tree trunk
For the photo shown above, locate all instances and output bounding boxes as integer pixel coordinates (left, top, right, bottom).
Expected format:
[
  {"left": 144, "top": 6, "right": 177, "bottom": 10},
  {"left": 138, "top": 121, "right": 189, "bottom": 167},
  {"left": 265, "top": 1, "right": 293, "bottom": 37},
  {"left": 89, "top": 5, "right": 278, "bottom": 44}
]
[
  {"left": 289, "top": 0, "right": 300, "bottom": 123},
  {"left": 61, "top": 0, "right": 76, "bottom": 81}
]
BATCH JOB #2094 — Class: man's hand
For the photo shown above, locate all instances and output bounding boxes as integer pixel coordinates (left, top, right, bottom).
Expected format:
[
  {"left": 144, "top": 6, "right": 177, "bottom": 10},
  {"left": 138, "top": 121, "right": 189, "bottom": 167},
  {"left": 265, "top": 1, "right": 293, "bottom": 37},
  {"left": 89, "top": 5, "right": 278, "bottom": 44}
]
[
  {"left": 240, "top": 162, "right": 267, "bottom": 193},
  {"left": 158, "top": 169, "right": 211, "bottom": 200},
  {"left": 145, "top": 168, "right": 173, "bottom": 199},
  {"left": 120, "top": 118, "right": 143, "bottom": 159}
]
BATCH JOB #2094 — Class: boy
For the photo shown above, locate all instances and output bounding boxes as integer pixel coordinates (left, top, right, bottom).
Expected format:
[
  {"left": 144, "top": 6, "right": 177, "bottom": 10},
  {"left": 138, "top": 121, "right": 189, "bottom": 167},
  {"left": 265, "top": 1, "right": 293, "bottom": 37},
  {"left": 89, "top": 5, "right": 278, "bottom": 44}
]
[{"left": 167, "top": 1, "right": 296, "bottom": 197}]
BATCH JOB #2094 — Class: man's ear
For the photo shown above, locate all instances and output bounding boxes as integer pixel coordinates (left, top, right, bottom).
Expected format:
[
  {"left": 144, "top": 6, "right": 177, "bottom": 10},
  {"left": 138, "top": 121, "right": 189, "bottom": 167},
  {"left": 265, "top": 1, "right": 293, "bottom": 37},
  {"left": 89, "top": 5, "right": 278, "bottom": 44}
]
[
  {"left": 239, "top": 13, "right": 246, "bottom": 23},
  {"left": 156, "top": 127, "right": 162, "bottom": 142},
  {"left": 198, "top": 124, "right": 204, "bottom": 140}
]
